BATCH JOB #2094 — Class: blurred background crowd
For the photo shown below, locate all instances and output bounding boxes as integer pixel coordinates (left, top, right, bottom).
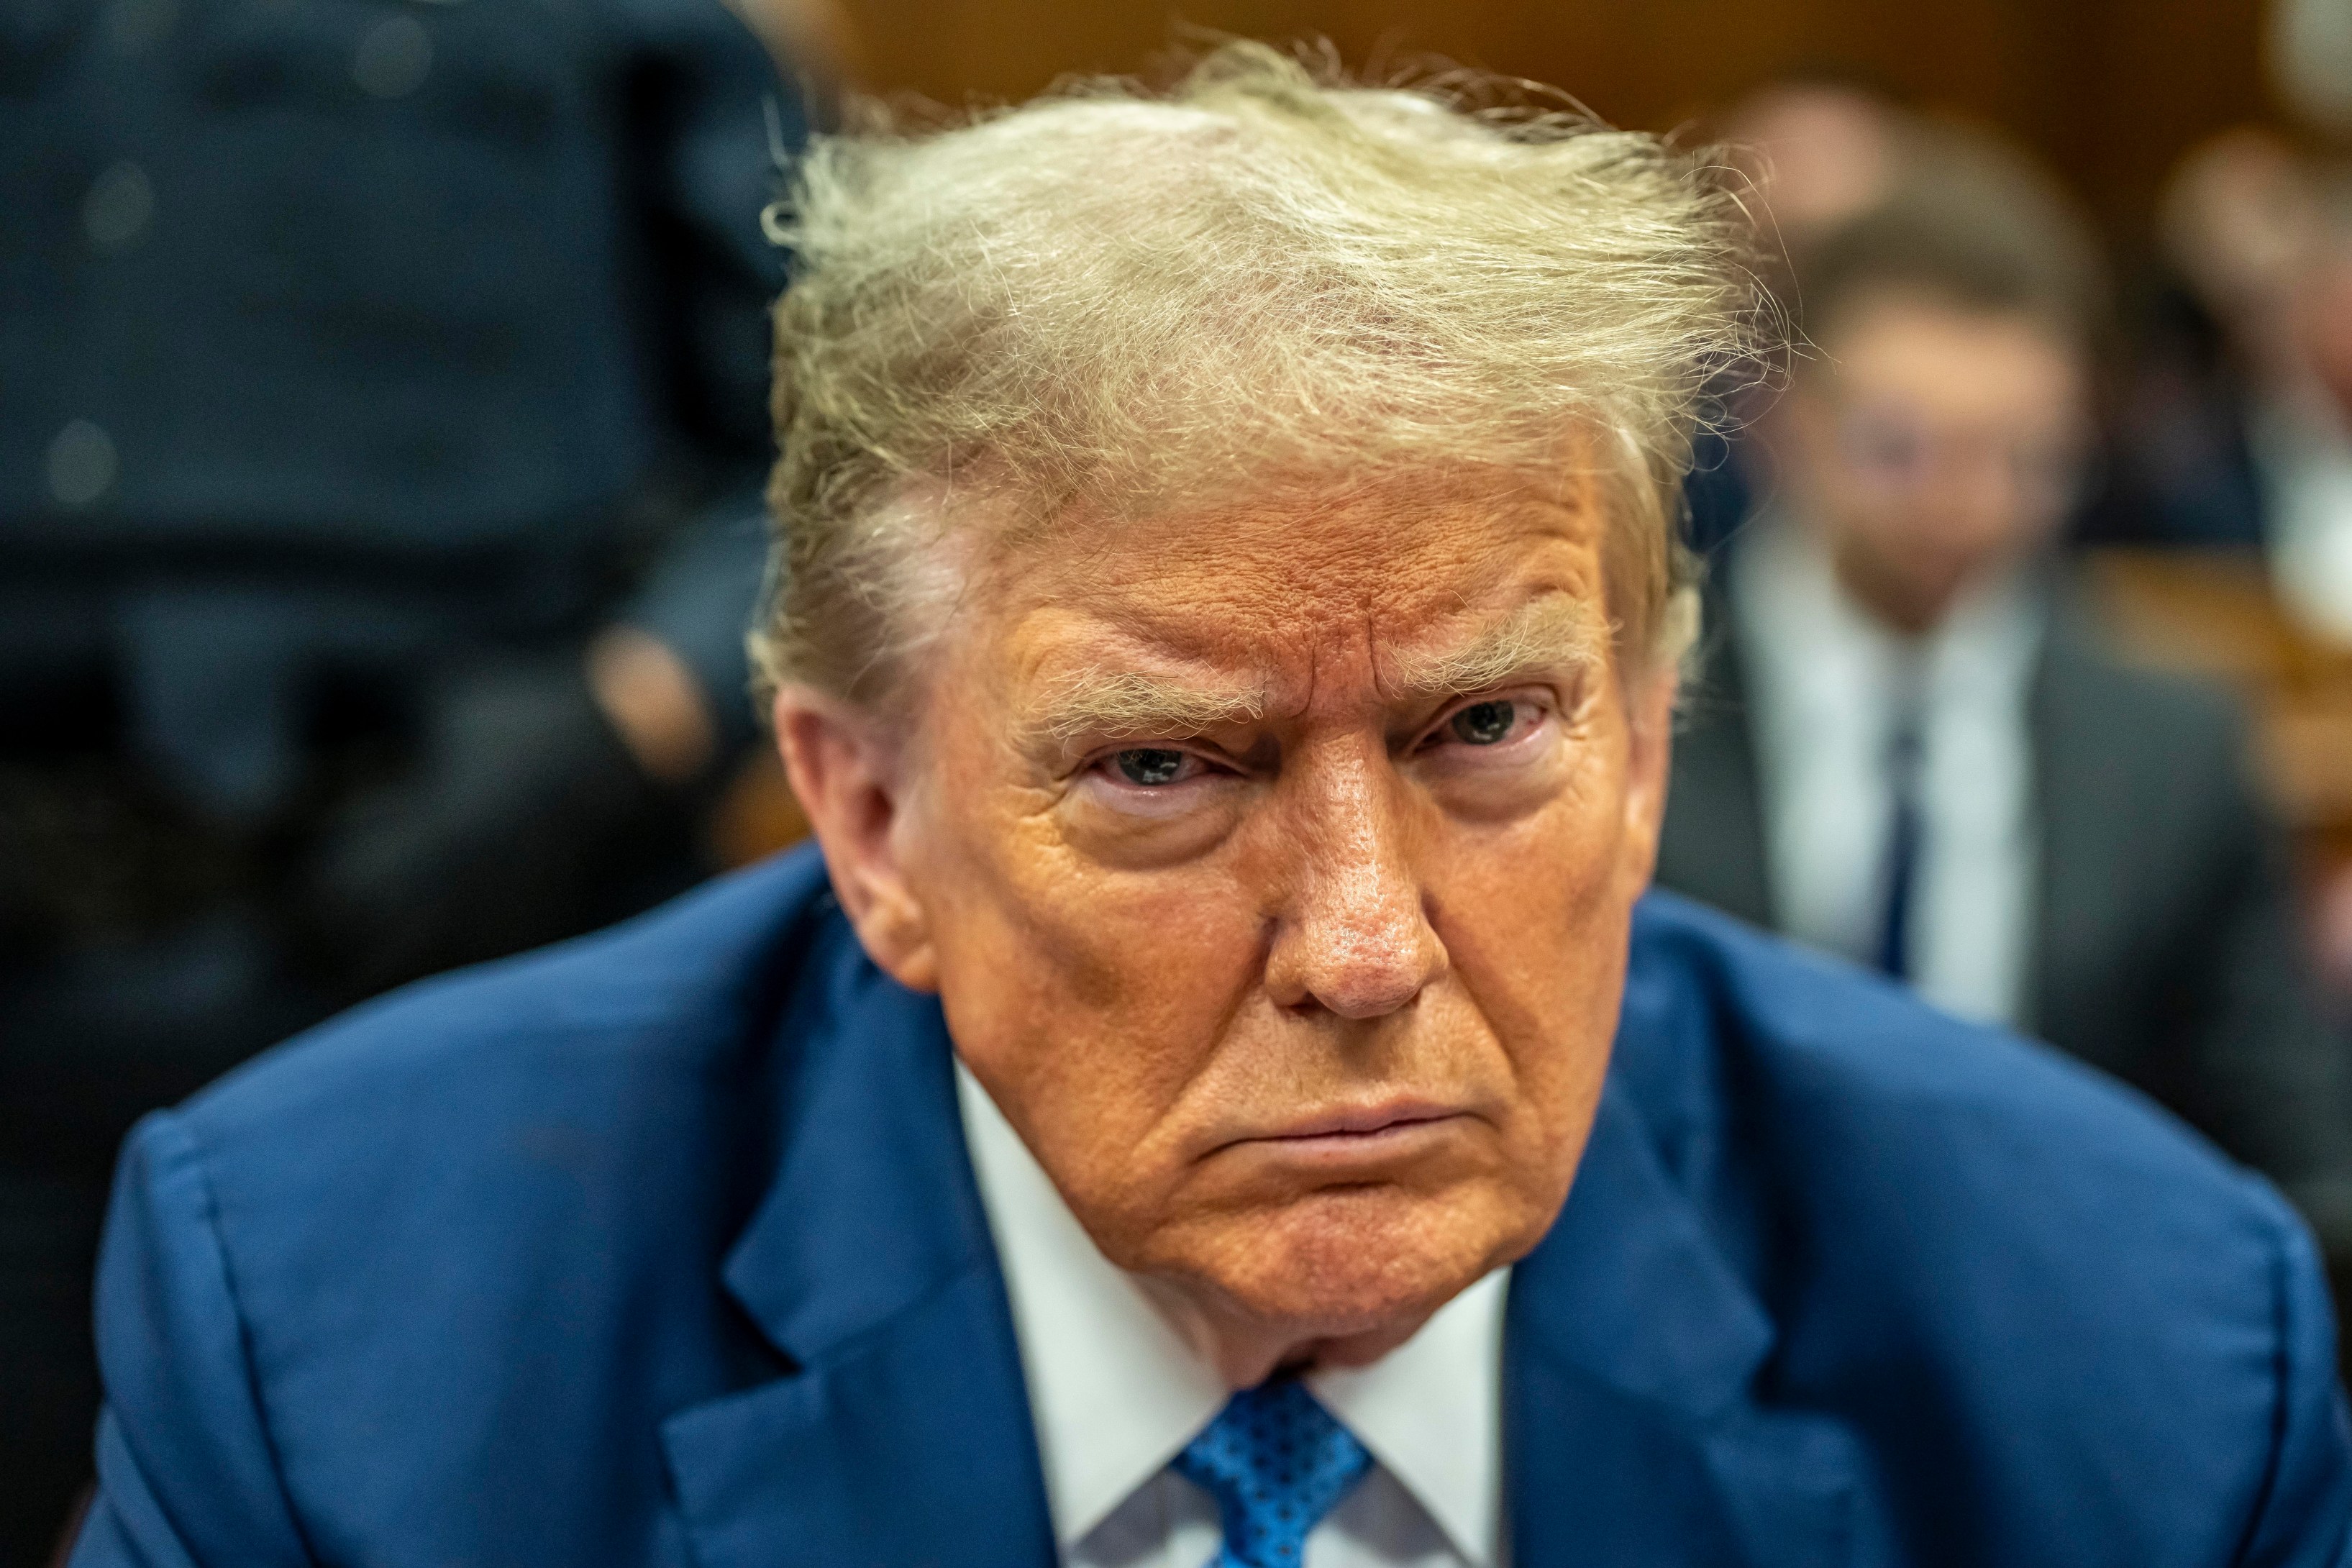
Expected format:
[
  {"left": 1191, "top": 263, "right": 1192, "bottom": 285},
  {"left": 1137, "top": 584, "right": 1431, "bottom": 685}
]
[{"left": 7, "top": 0, "right": 2352, "bottom": 1556}]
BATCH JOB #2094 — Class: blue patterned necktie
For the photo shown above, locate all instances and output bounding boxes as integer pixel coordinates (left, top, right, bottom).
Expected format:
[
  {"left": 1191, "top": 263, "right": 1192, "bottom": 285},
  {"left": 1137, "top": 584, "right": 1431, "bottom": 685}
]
[{"left": 1171, "top": 1377, "right": 1374, "bottom": 1568}]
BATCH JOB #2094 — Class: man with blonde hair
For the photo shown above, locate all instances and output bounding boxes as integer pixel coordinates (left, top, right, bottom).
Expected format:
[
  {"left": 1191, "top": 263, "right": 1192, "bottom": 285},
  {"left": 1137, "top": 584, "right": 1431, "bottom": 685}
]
[{"left": 70, "top": 45, "right": 2352, "bottom": 1567}]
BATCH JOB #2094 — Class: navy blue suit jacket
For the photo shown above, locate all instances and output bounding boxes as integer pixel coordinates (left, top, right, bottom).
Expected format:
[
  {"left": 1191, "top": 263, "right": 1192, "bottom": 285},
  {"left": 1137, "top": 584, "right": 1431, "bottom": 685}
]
[{"left": 69, "top": 845, "right": 2352, "bottom": 1565}]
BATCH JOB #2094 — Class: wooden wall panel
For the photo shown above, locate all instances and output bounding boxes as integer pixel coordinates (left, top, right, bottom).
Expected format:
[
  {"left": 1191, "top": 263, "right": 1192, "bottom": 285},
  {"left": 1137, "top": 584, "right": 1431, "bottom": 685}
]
[{"left": 824, "top": 0, "right": 2276, "bottom": 236}]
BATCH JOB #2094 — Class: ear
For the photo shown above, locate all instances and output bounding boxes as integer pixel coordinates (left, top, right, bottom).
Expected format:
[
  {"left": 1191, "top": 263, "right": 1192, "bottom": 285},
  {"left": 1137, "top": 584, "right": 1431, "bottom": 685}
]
[
  {"left": 772, "top": 687, "right": 940, "bottom": 992},
  {"left": 1618, "top": 657, "right": 1680, "bottom": 883}
]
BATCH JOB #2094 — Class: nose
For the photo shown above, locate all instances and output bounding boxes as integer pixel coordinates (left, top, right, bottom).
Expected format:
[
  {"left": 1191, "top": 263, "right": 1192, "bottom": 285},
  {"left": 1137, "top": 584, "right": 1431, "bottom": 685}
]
[{"left": 1262, "top": 744, "right": 1448, "bottom": 1020}]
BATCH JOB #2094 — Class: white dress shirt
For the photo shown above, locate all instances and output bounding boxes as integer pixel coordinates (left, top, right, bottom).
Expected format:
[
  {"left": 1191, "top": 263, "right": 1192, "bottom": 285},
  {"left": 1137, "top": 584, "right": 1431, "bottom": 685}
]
[
  {"left": 1731, "top": 511, "right": 2043, "bottom": 1026},
  {"left": 954, "top": 1063, "right": 1508, "bottom": 1568}
]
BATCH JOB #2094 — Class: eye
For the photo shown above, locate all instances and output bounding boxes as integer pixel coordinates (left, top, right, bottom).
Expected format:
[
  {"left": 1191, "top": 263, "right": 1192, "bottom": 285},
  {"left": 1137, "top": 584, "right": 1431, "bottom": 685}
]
[
  {"left": 1113, "top": 747, "right": 1193, "bottom": 785},
  {"left": 1418, "top": 692, "right": 1556, "bottom": 762},
  {"left": 1449, "top": 699, "right": 1519, "bottom": 747}
]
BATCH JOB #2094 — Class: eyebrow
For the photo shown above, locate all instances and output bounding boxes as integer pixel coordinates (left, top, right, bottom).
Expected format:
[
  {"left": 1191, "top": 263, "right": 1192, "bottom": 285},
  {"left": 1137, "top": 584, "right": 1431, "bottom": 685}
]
[
  {"left": 1029, "top": 666, "right": 1267, "bottom": 747},
  {"left": 1378, "top": 593, "right": 1612, "bottom": 703},
  {"left": 1024, "top": 593, "right": 1609, "bottom": 749}
]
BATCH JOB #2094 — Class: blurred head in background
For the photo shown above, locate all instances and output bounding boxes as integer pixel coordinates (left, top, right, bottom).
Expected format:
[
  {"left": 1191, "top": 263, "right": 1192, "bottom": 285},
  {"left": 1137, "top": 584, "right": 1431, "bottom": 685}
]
[
  {"left": 2159, "top": 129, "right": 2319, "bottom": 359},
  {"left": 1768, "top": 135, "right": 2105, "bottom": 632},
  {"left": 1716, "top": 76, "right": 1908, "bottom": 257},
  {"left": 2159, "top": 133, "right": 2352, "bottom": 637},
  {"left": 2161, "top": 130, "right": 2352, "bottom": 411}
]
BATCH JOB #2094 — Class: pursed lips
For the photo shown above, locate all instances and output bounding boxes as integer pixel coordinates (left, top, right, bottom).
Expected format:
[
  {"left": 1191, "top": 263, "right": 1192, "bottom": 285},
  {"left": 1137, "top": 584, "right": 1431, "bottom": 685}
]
[{"left": 1218, "top": 1099, "right": 1469, "bottom": 1159}]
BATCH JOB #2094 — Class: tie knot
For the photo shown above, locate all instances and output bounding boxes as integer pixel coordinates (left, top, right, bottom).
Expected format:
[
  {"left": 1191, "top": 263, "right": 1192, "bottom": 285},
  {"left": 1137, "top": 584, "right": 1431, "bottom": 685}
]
[{"left": 1170, "top": 1378, "right": 1373, "bottom": 1568}]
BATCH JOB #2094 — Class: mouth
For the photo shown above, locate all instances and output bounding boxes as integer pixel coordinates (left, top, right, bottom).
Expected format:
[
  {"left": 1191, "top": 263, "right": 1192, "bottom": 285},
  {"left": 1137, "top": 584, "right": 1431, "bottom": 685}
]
[{"left": 1221, "top": 1100, "right": 1471, "bottom": 1165}]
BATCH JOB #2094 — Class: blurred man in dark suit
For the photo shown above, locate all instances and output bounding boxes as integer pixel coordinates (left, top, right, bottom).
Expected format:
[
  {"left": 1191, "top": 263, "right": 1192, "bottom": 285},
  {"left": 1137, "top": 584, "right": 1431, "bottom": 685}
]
[
  {"left": 1656, "top": 150, "right": 2352, "bottom": 1254},
  {"left": 0, "top": 0, "right": 809, "bottom": 1549}
]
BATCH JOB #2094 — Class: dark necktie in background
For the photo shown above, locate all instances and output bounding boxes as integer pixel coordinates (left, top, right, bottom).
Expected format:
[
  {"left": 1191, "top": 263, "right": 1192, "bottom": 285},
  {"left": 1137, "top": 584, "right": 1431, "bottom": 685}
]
[{"left": 1874, "top": 666, "right": 1928, "bottom": 982}]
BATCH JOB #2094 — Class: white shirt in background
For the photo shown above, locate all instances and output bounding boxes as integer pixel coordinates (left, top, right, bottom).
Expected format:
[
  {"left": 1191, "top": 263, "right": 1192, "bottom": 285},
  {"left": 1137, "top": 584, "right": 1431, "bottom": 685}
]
[
  {"left": 1731, "top": 511, "right": 2043, "bottom": 1026},
  {"left": 954, "top": 1062, "right": 1508, "bottom": 1568},
  {"left": 2252, "top": 394, "right": 2352, "bottom": 644}
]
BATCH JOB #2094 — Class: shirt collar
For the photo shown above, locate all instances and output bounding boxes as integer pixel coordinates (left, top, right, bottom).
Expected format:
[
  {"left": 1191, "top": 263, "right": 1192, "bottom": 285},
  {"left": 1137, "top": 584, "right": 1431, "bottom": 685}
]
[
  {"left": 1733, "top": 507, "right": 2044, "bottom": 718},
  {"left": 955, "top": 1062, "right": 1505, "bottom": 1565},
  {"left": 1306, "top": 1269, "right": 1507, "bottom": 1567}
]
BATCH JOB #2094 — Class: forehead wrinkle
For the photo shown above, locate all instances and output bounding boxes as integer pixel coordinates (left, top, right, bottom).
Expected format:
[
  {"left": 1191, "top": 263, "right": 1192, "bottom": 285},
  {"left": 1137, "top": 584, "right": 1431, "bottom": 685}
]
[
  {"left": 1376, "top": 593, "right": 1611, "bottom": 703},
  {"left": 1005, "top": 498, "right": 1605, "bottom": 744}
]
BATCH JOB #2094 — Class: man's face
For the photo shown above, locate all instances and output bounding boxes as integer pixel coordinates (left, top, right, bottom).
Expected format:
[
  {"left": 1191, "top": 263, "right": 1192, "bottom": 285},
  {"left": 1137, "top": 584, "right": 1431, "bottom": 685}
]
[
  {"left": 835, "top": 475, "right": 1673, "bottom": 1357},
  {"left": 1782, "top": 291, "right": 2089, "bottom": 630}
]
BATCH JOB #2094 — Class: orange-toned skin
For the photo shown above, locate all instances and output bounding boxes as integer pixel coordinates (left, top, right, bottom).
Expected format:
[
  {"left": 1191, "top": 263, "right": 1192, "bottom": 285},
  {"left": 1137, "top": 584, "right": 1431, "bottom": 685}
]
[{"left": 776, "top": 475, "right": 1677, "bottom": 1388}]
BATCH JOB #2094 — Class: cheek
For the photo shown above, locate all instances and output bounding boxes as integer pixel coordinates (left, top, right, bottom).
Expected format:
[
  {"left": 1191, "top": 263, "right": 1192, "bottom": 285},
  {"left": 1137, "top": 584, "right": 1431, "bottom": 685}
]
[
  {"left": 1453, "top": 711, "right": 1636, "bottom": 902},
  {"left": 924, "top": 814, "right": 1266, "bottom": 1180},
  {"left": 945, "top": 829, "right": 1261, "bottom": 1036},
  {"left": 1428, "top": 721, "right": 1635, "bottom": 1118}
]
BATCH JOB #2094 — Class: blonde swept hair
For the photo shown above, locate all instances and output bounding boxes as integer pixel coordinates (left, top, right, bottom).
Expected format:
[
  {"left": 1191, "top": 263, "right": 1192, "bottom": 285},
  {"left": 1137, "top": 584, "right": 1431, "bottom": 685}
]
[{"left": 752, "top": 41, "right": 1770, "bottom": 708}]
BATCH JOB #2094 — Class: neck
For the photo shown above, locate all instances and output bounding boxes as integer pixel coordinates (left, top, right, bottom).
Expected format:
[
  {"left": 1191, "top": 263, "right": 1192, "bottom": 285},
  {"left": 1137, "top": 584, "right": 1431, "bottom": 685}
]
[
  {"left": 1136, "top": 1274, "right": 1432, "bottom": 1390},
  {"left": 1828, "top": 539, "right": 1964, "bottom": 639}
]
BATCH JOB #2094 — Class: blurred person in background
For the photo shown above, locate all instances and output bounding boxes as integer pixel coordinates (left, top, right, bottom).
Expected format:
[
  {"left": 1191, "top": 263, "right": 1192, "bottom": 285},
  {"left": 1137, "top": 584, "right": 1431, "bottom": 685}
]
[
  {"left": 2243, "top": 162, "right": 2352, "bottom": 642},
  {"left": 2109, "top": 132, "right": 2352, "bottom": 644},
  {"left": 1655, "top": 141, "right": 2352, "bottom": 1257},
  {"left": 1684, "top": 74, "right": 1914, "bottom": 557},
  {"left": 1690, "top": 74, "right": 1956, "bottom": 557},
  {"left": 2100, "top": 129, "right": 2307, "bottom": 555},
  {"left": 2104, "top": 0, "right": 2352, "bottom": 641},
  {"left": 1718, "top": 72, "right": 1911, "bottom": 262},
  {"left": 0, "top": 0, "right": 816, "bottom": 1551},
  {"left": 2248, "top": 160, "right": 2352, "bottom": 642}
]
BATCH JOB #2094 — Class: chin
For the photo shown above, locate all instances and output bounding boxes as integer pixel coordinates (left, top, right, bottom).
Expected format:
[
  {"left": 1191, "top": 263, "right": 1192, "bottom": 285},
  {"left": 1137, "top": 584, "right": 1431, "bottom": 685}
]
[{"left": 1196, "top": 1182, "right": 1528, "bottom": 1336}]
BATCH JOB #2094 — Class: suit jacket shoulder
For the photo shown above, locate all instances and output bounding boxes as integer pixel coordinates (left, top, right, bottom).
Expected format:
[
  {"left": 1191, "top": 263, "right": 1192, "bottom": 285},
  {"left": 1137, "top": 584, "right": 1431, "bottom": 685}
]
[
  {"left": 81, "top": 848, "right": 844, "bottom": 1568},
  {"left": 1590, "top": 893, "right": 2352, "bottom": 1567}
]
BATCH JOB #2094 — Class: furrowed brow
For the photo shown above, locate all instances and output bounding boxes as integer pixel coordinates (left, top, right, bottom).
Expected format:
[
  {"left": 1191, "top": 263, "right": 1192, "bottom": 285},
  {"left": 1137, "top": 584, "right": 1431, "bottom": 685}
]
[
  {"left": 1382, "top": 596, "right": 1612, "bottom": 703},
  {"left": 1029, "top": 667, "right": 1268, "bottom": 747}
]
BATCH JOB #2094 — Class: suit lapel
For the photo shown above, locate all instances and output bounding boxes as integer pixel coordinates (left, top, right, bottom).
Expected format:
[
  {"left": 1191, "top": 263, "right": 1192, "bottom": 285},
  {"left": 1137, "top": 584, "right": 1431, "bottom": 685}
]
[
  {"left": 660, "top": 912, "right": 1055, "bottom": 1568},
  {"left": 1508, "top": 1080, "right": 1872, "bottom": 1567},
  {"left": 2025, "top": 598, "right": 2132, "bottom": 1052}
]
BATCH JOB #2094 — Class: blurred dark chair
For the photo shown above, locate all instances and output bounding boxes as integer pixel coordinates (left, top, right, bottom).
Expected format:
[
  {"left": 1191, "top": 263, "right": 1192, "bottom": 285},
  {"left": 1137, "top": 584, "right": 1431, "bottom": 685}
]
[{"left": 0, "top": 0, "right": 808, "bottom": 1553}]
